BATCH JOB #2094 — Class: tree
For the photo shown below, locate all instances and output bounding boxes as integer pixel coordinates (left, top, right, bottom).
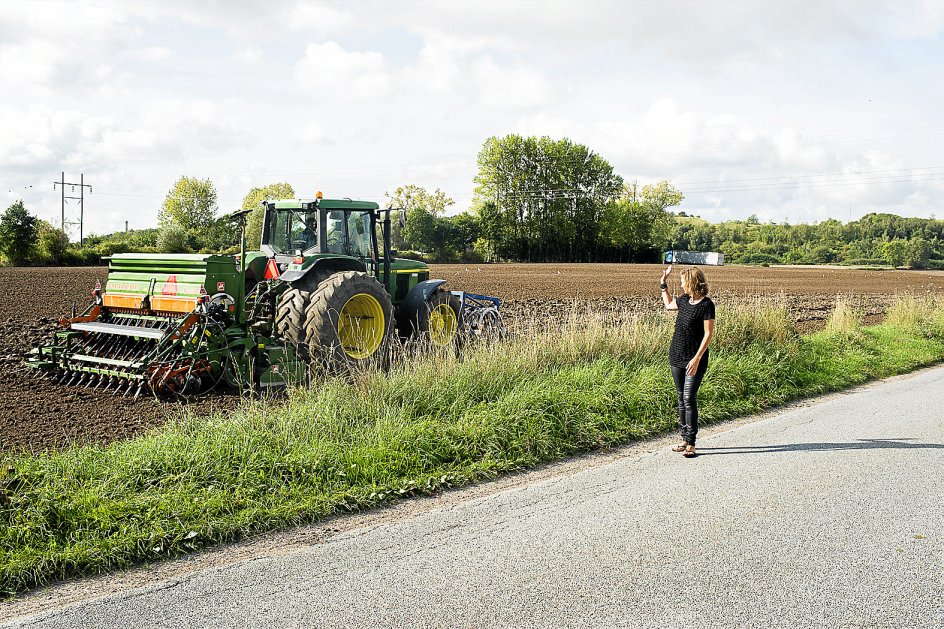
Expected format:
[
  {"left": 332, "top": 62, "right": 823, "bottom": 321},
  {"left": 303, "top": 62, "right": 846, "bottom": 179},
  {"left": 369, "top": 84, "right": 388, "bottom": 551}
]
[
  {"left": 0, "top": 200, "right": 39, "bottom": 265},
  {"left": 36, "top": 221, "right": 70, "bottom": 264},
  {"left": 386, "top": 184, "right": 455, "bottom": 250},
  {"left": 599, "top": 180, "right": 683, "bottom": 260},
  {"left": 473, "top": 134, "right": 623, "bottom": 261},
  {"left": 241, "top": 182, "right": 295, "bottom": 248},
  {"left": 883, "top": 239, "right": 907, "bottom": 268},
  {"left": 159, "top": 177, "right": 218, "bottom": 233},
  {"left": 401, "top": 206, "right": 439, "bottom": 253},
  {"left": 905, "top": 237, "right": 931, "bottom": 269}
]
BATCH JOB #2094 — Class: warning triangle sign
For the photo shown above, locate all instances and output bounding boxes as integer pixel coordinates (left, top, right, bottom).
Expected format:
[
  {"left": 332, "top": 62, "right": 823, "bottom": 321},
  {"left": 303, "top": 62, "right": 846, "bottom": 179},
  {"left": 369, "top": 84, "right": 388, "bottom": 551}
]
[{"left": 161, "top": 275, "right": 178, "bottom": 296}]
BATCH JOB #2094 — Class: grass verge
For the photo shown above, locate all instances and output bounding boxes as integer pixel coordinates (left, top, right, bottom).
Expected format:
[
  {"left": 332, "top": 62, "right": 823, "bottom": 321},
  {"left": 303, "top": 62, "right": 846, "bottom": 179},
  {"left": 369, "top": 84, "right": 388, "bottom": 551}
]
[{"left": 2, "top": 297, "right": 944, "bottom": 596}]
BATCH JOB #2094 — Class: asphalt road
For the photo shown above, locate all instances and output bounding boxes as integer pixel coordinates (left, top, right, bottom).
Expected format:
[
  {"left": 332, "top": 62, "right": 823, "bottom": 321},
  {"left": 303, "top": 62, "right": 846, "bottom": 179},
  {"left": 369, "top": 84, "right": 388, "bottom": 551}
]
[{"left": 6, "top": 366, "right": 944, "bottom": 628}]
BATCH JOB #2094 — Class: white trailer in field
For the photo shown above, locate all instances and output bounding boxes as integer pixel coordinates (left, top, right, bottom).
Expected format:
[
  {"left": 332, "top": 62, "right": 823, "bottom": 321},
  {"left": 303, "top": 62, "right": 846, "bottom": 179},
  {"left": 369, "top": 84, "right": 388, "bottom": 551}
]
[{"left": 663, "top": 250, "right": 725, "bottom": 266}]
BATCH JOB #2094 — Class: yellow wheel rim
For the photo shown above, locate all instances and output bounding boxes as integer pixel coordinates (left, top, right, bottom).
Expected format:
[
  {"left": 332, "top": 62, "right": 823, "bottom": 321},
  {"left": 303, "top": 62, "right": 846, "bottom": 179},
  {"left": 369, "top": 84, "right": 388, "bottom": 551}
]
[
  {"left": 337, "top": 293, "right": 385, "bottom": 359},
  {"left": 428, "top": 303, "right": 458, "bottom": 347}
]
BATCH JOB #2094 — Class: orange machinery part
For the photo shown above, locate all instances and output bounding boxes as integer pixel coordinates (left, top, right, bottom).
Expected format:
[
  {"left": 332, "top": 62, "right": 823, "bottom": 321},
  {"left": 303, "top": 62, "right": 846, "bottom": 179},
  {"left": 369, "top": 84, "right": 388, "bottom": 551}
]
[{"left": 103, "top": 293, "right": 198, "bottom": 314}]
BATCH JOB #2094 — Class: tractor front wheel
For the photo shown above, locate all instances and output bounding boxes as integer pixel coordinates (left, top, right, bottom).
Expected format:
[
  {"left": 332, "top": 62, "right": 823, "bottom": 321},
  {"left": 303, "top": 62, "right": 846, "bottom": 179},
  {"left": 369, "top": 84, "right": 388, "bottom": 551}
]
[
  {"left": 305, "top": 271, "right": 393, "bottom": 365},
  {"left": 414, "top": 290, "right": 462, "bottom": 348}
]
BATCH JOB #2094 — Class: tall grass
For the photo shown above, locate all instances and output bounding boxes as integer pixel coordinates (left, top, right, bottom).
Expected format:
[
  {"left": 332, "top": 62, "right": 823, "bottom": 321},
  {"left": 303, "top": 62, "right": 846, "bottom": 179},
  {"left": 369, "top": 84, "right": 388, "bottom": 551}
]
[
  {"left": 824, "top": 294, "right": 863, "bottom": 336},
  {"left": 2, "top": 298, "right": 944, "bottom": 596},
  {"left": 886, "top": 294, "right": 944, "bottom": 330}
]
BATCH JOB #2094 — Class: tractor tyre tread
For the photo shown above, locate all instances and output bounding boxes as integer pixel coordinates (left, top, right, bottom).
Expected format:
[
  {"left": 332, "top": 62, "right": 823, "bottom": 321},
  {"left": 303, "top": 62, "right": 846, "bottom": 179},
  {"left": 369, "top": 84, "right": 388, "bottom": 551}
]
[
  {"left": 304, "top": 271, "right": 394, "bottom": 365},
  {"left": 274, "top": 271, "right": 329, "bottom": 361}
]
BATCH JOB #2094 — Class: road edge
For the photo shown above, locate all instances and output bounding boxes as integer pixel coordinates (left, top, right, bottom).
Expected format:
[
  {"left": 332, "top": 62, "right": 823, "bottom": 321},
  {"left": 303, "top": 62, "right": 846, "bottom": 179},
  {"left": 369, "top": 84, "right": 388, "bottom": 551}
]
[{"left": 3, "top": 361, "right": 943, "bottom": 624}]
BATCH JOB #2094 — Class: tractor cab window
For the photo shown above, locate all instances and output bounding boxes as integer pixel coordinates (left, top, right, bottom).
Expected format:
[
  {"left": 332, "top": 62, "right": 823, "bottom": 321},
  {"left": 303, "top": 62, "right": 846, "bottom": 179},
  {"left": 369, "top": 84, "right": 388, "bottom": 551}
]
[
  {"left": 348, "top": 212, "right": 372, "bottom": 259},
  {"left": 268, "top": 209, "right": 318, "bottom": 254},
  {"left": 325, "top": 210, "right": 373, "bottom": 259}
]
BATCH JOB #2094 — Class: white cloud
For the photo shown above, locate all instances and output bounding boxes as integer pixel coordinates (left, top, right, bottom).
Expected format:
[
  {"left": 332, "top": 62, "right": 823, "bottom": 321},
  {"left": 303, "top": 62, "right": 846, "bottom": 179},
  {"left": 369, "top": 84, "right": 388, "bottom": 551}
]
[
  {"left": 233, "top": 47, "right": 262, "bottom": 64},
  {"left": 0, "top": 1, "right": 131, "bottom": 89},
  {"left": 294, "top": 41, "right": 392, "bottom": 98},
  {"left": 470, "top": 55, "right": 557, "bottom": 108},
  {"left": 134, "top": 46, "right": 173, "bottom": 61},
  {"left": 1, "top": 1, "right": 942, "bottom": 233},
  {"left": 289, "top": 3, "right": 353, "bottom": 33},
  {"left": 93, "top": 64, "right": 114, "bottom": 79}
]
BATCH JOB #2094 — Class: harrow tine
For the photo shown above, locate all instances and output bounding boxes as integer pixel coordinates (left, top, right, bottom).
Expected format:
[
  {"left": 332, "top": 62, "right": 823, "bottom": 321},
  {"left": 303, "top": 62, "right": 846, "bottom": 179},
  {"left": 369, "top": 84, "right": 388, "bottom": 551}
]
[
  {"left": 67, "top": 372, "right": 81, "bottom": 386},
  {"left": 95, "top": 375, "right": 108, "bottom": 390},
  {"left": 86, "top": 374, "right": 99, "bottom": 388},
  {"left": 122, "top": 380, "right": 134, "bottom": 397},
  {"left": 132, "top": 381, "right": 145, "bottom": 401}
]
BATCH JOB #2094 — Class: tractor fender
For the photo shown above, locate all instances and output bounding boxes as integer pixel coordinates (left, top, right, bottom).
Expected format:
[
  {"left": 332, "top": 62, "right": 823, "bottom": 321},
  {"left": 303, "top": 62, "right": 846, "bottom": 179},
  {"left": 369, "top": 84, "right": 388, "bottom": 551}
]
[
  {"left": 280, "top": 257, "right": 366, "bottom": 284},
  {"left": 400, "top": 279, "right": 448, "bottom": 332}
]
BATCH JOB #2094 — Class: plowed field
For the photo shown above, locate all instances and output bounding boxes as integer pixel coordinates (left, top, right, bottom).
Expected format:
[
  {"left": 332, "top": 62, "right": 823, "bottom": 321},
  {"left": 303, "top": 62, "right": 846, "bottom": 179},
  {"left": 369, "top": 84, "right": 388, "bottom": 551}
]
[{"left": 2, "top": 264, "right": 942, "bottom": 452}]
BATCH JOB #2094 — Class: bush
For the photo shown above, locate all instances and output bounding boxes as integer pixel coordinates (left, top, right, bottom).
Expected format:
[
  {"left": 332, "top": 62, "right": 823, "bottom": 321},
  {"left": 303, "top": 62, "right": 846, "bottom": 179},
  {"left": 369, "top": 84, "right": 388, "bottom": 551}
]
[
  {"left": 806, "top": 245, "right": 837, "bottom": 264},
  {"left": 34, "top": 225, "right": 70, "bottom": 265},
  {"left": 737, "top": 252, "right": 781, "bottom": 265},
  {"left": 843, "top": 258, "right": 890, "bottom": 266},
  {"left": 157, "top": 225, "right": 191, "bottom": 253}
]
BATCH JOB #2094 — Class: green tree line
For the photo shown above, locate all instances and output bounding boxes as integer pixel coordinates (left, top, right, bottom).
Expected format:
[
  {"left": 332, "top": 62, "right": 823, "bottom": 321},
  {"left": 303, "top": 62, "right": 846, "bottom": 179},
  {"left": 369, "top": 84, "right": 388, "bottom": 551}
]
[
  {"left": 672, "top": 213, "right": 944, "bottom": 268},
  {"left": 3, "top": 134, "right": 942, "bottom": 268}
]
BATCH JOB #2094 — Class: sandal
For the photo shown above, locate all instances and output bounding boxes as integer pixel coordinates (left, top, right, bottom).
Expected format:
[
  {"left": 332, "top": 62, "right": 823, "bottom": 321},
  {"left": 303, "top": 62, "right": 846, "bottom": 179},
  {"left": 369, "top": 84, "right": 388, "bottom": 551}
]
[
  {"left": 683, "top": 446, "right": 697, "bottom": 458},
  {"left": 672, "top": 444, "right": 687, "bottom": 452}
]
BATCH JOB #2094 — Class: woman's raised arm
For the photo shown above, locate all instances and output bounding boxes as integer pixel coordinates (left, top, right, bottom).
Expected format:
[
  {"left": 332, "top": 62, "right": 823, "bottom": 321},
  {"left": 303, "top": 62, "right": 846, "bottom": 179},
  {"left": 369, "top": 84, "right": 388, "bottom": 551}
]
[{"left": 660, "top": 265, "right": 677, "bottom": 310}]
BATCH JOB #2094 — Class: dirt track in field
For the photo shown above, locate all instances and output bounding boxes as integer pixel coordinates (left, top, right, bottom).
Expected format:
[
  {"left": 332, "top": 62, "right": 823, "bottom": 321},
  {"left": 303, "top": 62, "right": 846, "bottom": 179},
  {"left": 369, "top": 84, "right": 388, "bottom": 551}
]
[{"left": 1, "top": 264, "right": 942, "bottom": 452}]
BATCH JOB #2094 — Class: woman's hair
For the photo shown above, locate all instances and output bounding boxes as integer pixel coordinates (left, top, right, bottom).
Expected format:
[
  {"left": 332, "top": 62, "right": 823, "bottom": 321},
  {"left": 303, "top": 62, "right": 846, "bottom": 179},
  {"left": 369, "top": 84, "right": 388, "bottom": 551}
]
[{"left": 680, "top": 267, "right": 709, "bottom": 298}]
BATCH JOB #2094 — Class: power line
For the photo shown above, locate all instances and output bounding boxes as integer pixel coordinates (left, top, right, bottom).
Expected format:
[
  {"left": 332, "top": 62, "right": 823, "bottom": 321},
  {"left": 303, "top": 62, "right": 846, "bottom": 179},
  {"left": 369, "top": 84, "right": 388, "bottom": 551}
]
[
  {"left": 685, "top": 173, "right": 944, "bottom": 195},
  {"left": 675, "top": 164, "right": 944, "bottom": 186},
  {"left": 52, "top": 172, "right": 91, "bottom": 245}
]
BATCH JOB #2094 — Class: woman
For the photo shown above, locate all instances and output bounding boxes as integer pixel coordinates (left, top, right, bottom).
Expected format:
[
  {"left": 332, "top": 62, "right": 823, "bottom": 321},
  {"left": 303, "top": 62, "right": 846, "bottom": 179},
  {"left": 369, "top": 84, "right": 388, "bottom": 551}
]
[{"left": 660, "top": 265, "right": 715, "bottom": 458}]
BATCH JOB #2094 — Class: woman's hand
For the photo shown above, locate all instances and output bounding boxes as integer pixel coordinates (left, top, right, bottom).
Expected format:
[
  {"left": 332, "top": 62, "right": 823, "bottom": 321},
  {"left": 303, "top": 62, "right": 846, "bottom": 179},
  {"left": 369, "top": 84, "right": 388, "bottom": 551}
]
[
  {"left": 661, "top": 264, "right": 672, "bottom": 283},
  {"left": 686, "top": 356, "right": 700, "bottom": 376}
]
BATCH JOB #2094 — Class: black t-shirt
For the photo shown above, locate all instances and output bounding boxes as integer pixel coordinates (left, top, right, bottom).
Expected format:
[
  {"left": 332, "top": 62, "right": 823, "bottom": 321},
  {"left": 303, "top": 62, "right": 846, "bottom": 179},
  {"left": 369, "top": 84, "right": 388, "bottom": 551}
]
[{"left": 669, "top": 295, "right": 716, "bottom": 368}]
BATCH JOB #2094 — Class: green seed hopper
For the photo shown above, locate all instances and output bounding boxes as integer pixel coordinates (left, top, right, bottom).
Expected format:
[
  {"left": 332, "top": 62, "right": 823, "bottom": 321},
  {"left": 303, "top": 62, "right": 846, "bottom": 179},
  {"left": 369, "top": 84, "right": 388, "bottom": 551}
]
[{"left": 26, "top": 253, "right": 303, "bottom": 398}]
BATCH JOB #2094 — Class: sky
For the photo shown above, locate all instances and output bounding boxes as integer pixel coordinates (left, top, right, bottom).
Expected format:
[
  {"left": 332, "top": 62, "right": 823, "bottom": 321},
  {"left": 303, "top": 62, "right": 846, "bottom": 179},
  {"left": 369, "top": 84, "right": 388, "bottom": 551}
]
[{"left": 1, "top": 0, "right": 943, "bottom": 239}]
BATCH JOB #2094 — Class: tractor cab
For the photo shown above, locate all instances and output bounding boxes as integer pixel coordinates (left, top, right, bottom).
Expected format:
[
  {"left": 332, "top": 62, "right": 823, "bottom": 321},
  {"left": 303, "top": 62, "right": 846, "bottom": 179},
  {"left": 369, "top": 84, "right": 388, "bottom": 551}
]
[
  {"left": 261, "top": 197, "right": 379, "bottom": 264},
  {"left": 259, "top": 196, "right": 428, "bottom": 306}
]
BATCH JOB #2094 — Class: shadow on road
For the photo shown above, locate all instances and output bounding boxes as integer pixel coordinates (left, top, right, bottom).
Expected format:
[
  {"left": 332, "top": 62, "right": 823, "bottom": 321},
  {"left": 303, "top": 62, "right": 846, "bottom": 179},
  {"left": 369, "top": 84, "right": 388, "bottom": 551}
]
[{"left": 697, "top": 438, "right": 944, "bottom": 455}]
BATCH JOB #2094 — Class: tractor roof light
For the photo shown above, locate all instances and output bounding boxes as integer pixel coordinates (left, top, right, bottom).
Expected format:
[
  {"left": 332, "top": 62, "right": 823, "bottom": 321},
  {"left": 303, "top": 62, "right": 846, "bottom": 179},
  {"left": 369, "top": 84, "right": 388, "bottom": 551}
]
[{"left": 315, "top": 190, "right": 323, "bottom": 200}]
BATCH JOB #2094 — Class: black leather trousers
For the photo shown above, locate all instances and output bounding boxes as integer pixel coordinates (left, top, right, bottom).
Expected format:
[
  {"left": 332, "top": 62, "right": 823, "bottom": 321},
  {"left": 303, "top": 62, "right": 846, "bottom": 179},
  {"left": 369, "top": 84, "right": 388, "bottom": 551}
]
[{"left": 670, "top": 360, "right": 707, "bottom": 446}]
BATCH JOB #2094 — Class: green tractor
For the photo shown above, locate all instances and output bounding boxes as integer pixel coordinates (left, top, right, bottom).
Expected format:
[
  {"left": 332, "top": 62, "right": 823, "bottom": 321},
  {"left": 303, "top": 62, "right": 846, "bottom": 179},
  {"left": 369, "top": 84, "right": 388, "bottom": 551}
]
[{"left": 25, "top": 195, "right": 503, "bottom": 398}]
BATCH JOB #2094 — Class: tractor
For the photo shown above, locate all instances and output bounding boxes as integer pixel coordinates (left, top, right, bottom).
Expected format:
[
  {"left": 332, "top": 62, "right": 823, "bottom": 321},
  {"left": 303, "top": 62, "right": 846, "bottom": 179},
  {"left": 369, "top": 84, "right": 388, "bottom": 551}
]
[{"left": 25, "top": 194, "right": 503, "bottom": 398}]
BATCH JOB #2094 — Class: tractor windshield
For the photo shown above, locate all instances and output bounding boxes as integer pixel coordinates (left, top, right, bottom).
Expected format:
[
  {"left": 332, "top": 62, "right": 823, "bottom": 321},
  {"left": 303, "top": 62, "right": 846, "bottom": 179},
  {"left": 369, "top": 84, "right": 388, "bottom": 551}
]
[{"left": 267, "top": 209, "right": 319, "bottom": 254}]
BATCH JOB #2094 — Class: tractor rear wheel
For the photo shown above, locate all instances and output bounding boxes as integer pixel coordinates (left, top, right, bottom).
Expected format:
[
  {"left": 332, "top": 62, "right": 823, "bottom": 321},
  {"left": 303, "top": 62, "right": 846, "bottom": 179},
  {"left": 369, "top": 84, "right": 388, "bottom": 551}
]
[
  {"left": 304, "top": 271, "right": 393, "bottom": 365},
  {"left": 414, "top": 290, "right": 462, "bottom": 348},
  {"left": 274, "top": 271, "right": 327, "bottom": 360}
]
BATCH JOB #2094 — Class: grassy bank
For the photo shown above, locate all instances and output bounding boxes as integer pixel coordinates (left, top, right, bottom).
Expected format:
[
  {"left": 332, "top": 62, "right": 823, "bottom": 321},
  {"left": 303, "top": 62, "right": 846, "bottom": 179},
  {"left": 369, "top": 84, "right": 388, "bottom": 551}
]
[{"left": 2, "top": 296, "right": 944, "bottom": 595}]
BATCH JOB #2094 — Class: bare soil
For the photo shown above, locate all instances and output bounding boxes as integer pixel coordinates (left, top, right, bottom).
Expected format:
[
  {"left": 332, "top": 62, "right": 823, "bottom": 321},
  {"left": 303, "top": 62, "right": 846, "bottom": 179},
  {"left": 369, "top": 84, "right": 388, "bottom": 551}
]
[
  {"left": 1, "top": 263, "right": 942, "bottom": 452},
  {"left": 433, "top": 263, "right": 944, "bottom": 332}
]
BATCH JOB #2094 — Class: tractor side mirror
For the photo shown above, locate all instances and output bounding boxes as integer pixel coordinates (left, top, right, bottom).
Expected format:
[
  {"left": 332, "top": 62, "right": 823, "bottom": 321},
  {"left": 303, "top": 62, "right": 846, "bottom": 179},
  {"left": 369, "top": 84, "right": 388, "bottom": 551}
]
[{"left": 399, "top": 209, "right": 407, "bottom": 228}]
